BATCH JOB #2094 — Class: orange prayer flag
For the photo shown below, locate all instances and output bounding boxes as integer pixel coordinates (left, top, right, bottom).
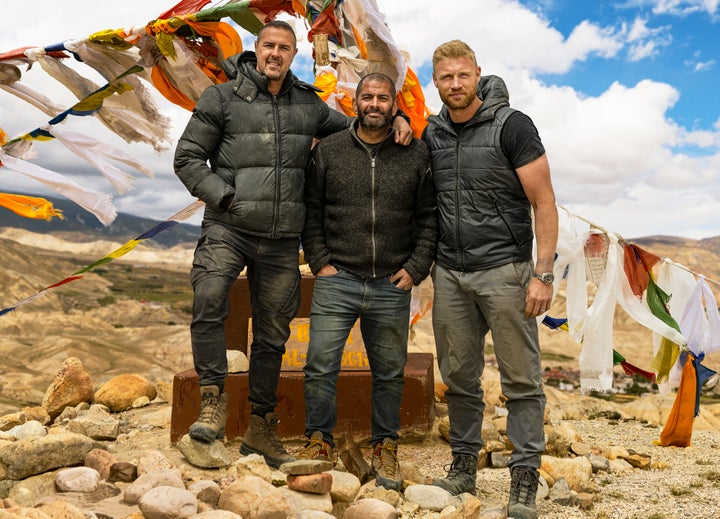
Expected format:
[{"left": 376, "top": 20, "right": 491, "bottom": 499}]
[{"left": 659, "top": 354, "right": 696, "bottom": 447}]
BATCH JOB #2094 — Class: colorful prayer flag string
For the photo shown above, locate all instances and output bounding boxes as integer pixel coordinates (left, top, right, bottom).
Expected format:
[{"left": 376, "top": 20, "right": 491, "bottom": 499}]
[{"left": 0, "top": 200, "right": 205, "bottom": 317}]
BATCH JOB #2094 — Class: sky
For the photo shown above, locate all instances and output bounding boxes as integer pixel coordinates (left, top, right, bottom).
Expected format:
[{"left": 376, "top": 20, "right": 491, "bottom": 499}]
[{"left": 0, "top": 0, "right": 719, "bottom": 239}]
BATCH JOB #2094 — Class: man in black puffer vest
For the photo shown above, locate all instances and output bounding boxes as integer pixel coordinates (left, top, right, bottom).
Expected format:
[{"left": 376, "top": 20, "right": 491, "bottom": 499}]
[
  {"left": 423, "top": 40, "right": 558, "bottom": 519},
  {"left": 299, "top": 73, "right": 437, "bottom": 490}
]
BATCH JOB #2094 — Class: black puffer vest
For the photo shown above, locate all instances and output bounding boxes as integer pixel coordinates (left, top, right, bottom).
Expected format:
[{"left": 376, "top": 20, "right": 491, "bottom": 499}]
[{"left": 423, "top": 75, "right": 533, "bottom": 271}]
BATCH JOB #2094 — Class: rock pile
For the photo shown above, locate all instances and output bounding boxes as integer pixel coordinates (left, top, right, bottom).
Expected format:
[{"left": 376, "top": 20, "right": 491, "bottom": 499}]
[{"left": 0, "top": 357, "right": 687, "bottom": 518}]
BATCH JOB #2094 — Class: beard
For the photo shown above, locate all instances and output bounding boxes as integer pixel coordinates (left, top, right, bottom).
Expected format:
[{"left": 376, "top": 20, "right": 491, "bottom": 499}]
[
  {"left": 440, "top": 88, "right": 476, "bottom": 110},
  {"left": 259, "top": 59, "right": 284, "bottom": 81},
  {"left": 358, "top": 108, "right": 393, "bottom": 130}
]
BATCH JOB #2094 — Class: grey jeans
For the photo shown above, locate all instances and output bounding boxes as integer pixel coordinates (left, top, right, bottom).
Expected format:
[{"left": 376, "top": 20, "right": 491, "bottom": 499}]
[{"left": 432, "top": 261, "right": 546, "bottom": 468}]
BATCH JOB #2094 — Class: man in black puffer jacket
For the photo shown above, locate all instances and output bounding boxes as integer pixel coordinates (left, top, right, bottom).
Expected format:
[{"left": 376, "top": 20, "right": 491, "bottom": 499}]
[
  {"left": 174, "top": 20, "right": 413, "bottom": 469},
  {"left": 299, "top": 73, "right": 436, "bottom": 490}
]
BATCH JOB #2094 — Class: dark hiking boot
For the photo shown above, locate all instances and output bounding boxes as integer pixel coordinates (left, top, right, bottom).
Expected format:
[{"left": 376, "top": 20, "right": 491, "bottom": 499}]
[
  {"left": 297, "top": 431, "right": 335, "bottom": 463},
  {"left": 371, "top": 438, "right": 403, "bottom": 490},
  {"left": 432, "top": 453, "right": 478, "bottom": 495},
  {"left": 188, "top": 385, "right": 227, "bottom": 443},
  {"left": 507, "top": 465, "right": 540, "bottom": 519},
  {"left": 240, "top": 412, "right": 296, "bottom": 469}
]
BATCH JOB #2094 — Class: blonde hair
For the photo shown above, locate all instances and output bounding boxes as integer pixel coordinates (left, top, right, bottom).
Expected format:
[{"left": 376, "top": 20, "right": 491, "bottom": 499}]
[{"left": 432, "top": 40, "right": 477, "bottom": 69}]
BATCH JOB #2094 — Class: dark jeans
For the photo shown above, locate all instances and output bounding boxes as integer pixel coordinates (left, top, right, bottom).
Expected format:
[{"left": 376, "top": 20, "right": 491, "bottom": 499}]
[
  {"left": 190, "top": 221, "right": 300, "bottom": 413},
  {"left": 303, "top": 270, "right": 411, "bottom": 446}
]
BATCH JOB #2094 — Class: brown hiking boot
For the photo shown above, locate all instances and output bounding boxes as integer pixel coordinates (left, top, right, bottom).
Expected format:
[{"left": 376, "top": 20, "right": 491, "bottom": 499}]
[
  {"left": 188, "top": 385, "right": 227, "bottom": 443},
  {"left": 371, "top": 438, "right": 402, "bottom": 490},
  {"left": 297, "top": 431, "right": 335, "bottom": 463},
  {"left": 240, "top": 412, "right": 296, "bottom": 469}
]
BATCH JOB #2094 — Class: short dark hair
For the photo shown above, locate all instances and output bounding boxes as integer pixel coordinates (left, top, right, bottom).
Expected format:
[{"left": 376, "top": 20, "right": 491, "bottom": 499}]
[
  {"left": 356, "top": 72, "right": 396, "bottom": 99},
  {"left": 257, "top": 20, "right": 297, "bottom": 47}
]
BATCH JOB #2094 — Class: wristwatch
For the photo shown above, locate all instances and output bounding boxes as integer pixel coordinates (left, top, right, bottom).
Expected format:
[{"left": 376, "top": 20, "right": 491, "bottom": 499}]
[{"left": 533, "top": 272, "right": 554, "bottom": 285}]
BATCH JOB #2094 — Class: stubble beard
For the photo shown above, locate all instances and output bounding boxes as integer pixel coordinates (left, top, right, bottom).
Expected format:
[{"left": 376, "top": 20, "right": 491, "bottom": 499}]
[
  {"left": 441, "top": 89, "right": 475, "bottom": 111},
  {"left": 358, "top": 109, "right": 392, "bottom": 131}
]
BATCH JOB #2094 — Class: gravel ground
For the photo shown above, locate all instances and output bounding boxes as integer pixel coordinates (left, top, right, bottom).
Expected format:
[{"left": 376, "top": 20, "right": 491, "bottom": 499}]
[{"left": 389, "top": 412, "right": 720, "bottom": 519}]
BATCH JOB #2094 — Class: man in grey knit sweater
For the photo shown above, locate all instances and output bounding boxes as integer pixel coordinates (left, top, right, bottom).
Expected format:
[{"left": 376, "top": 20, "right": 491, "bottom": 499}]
[{"left": 299, "top": 73, "right": 437, "bottom": 489}]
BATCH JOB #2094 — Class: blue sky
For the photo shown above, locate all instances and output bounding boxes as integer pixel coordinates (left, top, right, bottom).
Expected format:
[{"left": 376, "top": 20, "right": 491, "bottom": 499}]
[{"left": 1, "top": 0, "right": 719, "bottom": 239}]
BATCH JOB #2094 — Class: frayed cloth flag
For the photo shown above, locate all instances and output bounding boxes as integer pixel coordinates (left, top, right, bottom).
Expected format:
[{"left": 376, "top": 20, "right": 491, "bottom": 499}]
[
  {"left": 0, "top": 149, "right": 116, "bottom": 226},
  {"left": 613, "top": 350, "right": 656, "bottom": 382},
  {"left": 659, "top": 353, "right": 697, "bottom": 447},
  {"left": 0, "top": 193, "right": 63, "bottom": 220},
  {"left": 0, "top": 200, "right": 205, "bottom": 317},
  {"left": 47, "top": 126, "right": 153, "bottom": 195}
]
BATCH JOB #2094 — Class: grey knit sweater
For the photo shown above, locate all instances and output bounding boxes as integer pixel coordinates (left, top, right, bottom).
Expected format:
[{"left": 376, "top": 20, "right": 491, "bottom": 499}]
[{"left": 302, "top": 121, "right": 437, "bottom": 284}]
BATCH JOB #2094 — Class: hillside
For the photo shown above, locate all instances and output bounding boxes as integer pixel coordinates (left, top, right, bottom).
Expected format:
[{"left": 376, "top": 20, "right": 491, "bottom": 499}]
[{"left": 1, "top": 227, "right": 720, "bottom": 418}]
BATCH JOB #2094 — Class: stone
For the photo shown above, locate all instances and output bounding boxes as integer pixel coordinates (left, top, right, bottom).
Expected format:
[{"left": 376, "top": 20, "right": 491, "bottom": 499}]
[
  {"left": 108, "top": 461, "right": 138, "bottom": 483},
  {"left": 55, "top": 466, "right": 100, "bottom": 493},
  {"left": 0, "top": 431, "right": 100, "bottom": 480},
  {"left": 541, "top": 455, "right": 592, "bottom": 491},
  {"left": 278, "top": 486, "right": 333, "bottom": 514},
  {"left": 329, "top": 469, "right": 361, "bottom": 502},
  {"left": 287, "top": 473, "right": 333, "bottom": 494},
  {"left": 178, "top": 434, "right": 232, "bottom": 468},
  {"left": 279, "top": 459, "right": 333, "bottom": 476},
  {"left": 84, "top": 448, "right": 117, "bottom": 480},
  {"left": 136, "top": 449, "right": 175, "bottom": 475},
  {"left": 188, "top": 480, "right": 221, "bottom": 508},
  {"left": 36, "top": 500, "right": 86, "bottom": 519},
  {"left": 227, "top": 350, "right": 249, "bottom": 373},
  {"left": 218, "top": 476, "right": 290, "bottom": 518},
  {"left": 0, "top": 420, "right": 47, "bottom": 441},
  {"left": 138, "top": 485, "right": 198, "bottom": 519},
  {"left": 339, "top": 441, "right": 372, "bottom": 484},
  {"left": 65, "top": 406, "right": 121, "bottom": 440},
  {"left": 94, "top": 374, "right": 157, "bottom": 412},
  {"left": 124, "top": 468, "right": 185, "bottom": 505},
  {"left": 343, "top": 498, "right": 398, "bottom": 519},
  {"left": 618, "top": 450, "right": 651, "bottom": 470},
  {"left": 229, "top": 453, "right": 273, "bottom": 481},
  {"left": 41, "top": 357, "right": 94, "bottom": 420},
  {"left": 404, "top": 484, "right": 454, "bottom": 512}
]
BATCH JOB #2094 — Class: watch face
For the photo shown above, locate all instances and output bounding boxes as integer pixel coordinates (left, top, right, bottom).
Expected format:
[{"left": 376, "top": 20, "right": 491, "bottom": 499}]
[{"left": 535, "top": 272, "right": 554, "bottom": 283}]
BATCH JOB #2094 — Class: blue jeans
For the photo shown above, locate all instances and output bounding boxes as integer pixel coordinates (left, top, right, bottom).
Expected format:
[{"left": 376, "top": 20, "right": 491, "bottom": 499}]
[
  {"left": 303, "top": 270, "right": 411, "bottom": 446},
  {"left": 190, "top": 221, "right": 300, "bottom": 414},
  {"left": 432, "top": 262, "right": 546, "bottom": 469}
]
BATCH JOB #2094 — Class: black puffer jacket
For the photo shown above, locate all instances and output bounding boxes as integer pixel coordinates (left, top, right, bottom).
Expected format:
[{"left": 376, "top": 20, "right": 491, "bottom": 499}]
[
  {"left": 174, "top": 51, "right": 350, "bottom": 239},
  {"left": 422, "top": 75, "right": 533, "bottom": 271},
  {"left": 303, "top": 122, "right": 437, "bottom": 284}
]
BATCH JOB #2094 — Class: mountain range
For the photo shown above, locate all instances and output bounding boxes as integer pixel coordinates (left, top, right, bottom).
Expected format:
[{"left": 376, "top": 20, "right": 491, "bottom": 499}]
[{"left": 0, "top": 195, "right": 201, "bottom": 248}]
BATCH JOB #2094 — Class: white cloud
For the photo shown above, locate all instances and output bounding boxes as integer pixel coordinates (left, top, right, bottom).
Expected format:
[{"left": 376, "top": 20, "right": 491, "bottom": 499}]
[
  {"left": 651, "top": 0, "right": 719, "bottom": 16},
  {"left": 1, "top": 0, "right": 720, "bottom": 239}
]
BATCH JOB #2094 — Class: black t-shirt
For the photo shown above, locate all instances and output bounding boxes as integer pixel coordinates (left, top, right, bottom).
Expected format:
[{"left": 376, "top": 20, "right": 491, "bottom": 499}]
[{"left": 450, "top": 111, "right": 545, "bottom": 168}]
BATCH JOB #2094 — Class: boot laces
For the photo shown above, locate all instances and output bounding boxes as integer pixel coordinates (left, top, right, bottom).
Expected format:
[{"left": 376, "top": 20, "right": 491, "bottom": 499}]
[
  {"left": 510, "top": 467, "right": 539, "bottom": 506},
  {"left": 444, "top": 454, "right": 475, "bottom": 477},
  {"left": 375, "top": 441, "right": 399, "bottom": 479},
  {"left": 263, "top": 415, "right": 288, "bottom": 452},
  {"left": 299, "top": 434, "right": 331, "bottom": 459},
  {"left": 198, "top": 393, "right": 222, "bottom": 423}
]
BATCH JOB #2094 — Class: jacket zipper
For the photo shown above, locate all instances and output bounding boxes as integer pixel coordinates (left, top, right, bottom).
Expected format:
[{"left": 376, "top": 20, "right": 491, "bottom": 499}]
[
  {"left": 370, "top": 156, "right": 377, "bottom": 278},
  {"left": 454, "top": 136, "right": 464, "bottom": 271},
  {"left": 271, "top": 95, "right": 280, "bottom": 238}
]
